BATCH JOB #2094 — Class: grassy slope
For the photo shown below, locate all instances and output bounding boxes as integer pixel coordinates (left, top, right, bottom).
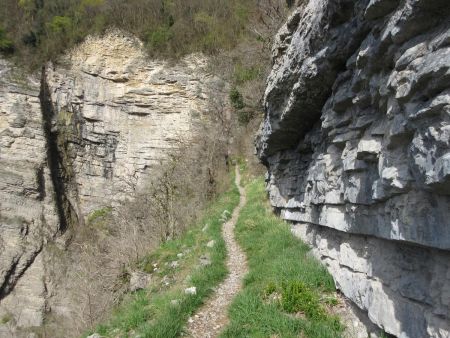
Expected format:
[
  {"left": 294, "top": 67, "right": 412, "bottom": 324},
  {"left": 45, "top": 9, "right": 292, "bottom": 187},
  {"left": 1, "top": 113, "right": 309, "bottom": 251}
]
[
  {"left": 220, "top": 177, "right": 343, "bottom": 338},
  {"left": 86, "top": 172, "right": 240, "bottom": 338}
]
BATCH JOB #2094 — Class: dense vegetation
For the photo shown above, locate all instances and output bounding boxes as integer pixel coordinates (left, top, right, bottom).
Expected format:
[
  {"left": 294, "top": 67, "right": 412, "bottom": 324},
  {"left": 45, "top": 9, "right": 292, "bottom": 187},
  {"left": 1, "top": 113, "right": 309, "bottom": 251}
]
[
  {"left": 221, "top": 173, "right": 344, "bottom": 338},
  {"left": 0, "top": 0, "right": 291, "bottom": 68}
]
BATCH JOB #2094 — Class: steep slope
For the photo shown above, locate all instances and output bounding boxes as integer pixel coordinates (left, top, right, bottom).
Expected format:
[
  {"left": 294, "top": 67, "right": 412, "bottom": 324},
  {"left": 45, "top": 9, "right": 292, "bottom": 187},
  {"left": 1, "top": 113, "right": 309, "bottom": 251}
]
[{"left": 257, "top": 0, "right": 450, "bottom": 337}]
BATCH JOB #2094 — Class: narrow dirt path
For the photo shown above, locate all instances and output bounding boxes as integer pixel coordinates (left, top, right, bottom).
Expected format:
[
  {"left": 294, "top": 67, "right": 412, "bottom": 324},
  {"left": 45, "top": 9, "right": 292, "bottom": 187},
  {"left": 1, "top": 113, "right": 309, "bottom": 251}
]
[{"left": 186, "top": 166, "right": 248, "bottom": 338}]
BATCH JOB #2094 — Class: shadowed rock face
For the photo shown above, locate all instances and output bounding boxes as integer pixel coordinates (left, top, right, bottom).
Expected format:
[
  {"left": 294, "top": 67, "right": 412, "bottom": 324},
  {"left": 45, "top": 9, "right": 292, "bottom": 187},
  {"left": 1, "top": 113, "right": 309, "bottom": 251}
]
[{"left": 257, "top": 0, "right": 450, "bottom": 337}]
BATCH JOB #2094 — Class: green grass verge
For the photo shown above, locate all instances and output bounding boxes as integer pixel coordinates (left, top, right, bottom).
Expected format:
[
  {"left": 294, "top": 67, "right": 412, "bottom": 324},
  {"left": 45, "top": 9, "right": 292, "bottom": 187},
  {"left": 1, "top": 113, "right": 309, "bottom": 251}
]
[
  {"left": 220, "top": 177, "right": 344, "bottom": 338},
  {"left": 85, "top": 172, "right": 240, "bottom": 338}
]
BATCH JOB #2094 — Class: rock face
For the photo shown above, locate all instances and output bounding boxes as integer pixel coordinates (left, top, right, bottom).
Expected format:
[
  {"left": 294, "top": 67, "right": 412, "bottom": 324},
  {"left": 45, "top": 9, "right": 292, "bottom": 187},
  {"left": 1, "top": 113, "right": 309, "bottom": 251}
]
[
  {"left": 45, "top": 32, "right": 216, "bottom": 218},
  {"left": 0, "top": 31, "right": 221, "bottom": 336},
  {"left": 0, "top": 59, "right": 59, "bottom": 334},
  {"left": 257, "top": 0, "right": 450, "bottom": 337}
]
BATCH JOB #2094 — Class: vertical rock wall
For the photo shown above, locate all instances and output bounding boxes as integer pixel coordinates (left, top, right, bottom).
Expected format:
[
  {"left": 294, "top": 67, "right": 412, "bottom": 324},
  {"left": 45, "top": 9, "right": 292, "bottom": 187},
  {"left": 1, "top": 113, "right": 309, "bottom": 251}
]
[
  {"left": 0, "top": 31, "right": 223, "bottom": 336},
  {"left": 0, "top": 59, "right": 59, "bottom": 334},
  {"left": 256, "top": 0, "right": 450, "bottom": 337},
  {"left": 45, "top": 31, "right": 219, "bottom": 217}
]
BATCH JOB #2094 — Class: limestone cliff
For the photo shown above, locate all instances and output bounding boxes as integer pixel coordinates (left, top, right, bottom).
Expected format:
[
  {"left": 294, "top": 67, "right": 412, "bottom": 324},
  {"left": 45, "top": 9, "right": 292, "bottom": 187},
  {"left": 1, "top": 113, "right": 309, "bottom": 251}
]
[
  {"left": 0, "top": 31, "right": 222, "bottom": 337},
  {"left": 44, "top": 32, "right": 218, "bottom": 217},
  {"left": 0, "top": 59, "right": 59, "bottom": 333},
  {"left": 257, "top": 0, "right": 450, "bottom": 337}
]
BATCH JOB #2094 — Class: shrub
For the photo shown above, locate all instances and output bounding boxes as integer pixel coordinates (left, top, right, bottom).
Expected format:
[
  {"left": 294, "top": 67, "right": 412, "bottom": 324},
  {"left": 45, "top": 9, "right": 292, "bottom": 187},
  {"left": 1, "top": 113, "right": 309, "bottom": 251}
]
[
  {"left": 229, "top": 88, "right": 244, "bottom": 110},
  {"left": 47, "top": 16, "right": 73, "bottom": 34},
  {"left": 147, "top": 26, "right": 172, "bottom": 49},
  {"left": 237, "top": 110, "right": 254, "bottom": 125}
]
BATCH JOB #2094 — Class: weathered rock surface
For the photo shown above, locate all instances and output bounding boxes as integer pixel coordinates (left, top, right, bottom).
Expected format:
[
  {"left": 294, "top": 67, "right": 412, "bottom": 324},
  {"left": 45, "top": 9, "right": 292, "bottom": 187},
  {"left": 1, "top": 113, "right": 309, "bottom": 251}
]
[
  {"left": 129, "top": 271, "right": 152, "bottom": 292},
  {"left": 0, "top": 59, "right": 59, "bottom": 335},
  {"left": 257, "top": 0, "right": 450, "bottom": 337},
  {"left": 45, "top": 31, "right": 218, "bottom": 217},
  {"left": 0, "top": 31, "right": 222, "bottom": 336}
]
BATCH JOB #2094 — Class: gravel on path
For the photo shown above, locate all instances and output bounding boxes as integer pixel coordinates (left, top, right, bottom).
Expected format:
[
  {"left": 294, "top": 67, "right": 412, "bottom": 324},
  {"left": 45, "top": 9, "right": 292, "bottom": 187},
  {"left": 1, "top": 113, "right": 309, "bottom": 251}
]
[{"left": 186, "top": 166, "right": 248, "bottom": 338}]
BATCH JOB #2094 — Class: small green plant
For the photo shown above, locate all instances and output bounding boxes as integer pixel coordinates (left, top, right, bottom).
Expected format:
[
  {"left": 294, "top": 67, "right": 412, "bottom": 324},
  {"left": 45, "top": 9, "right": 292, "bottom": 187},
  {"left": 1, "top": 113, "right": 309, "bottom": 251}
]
[
  {"left": 1, "top": 313, "right": 13, "bottom": 324},
  {"left": 237, "top": 110, "right": 253, "bottom": 125},
  {"left": 264, "top": 281, "right": 277, "bottom": 296},
  {"left": 0, "top": 27, "right": 13, "bottom": 53},
  {"left": 147, "top": 26, "right": 172, "bottom": 49},
  {"left": 323, "top": 295, "right": 339, "bottom": 306},
  {"left": 281, "top": 280, "right": 325, "bottom": 320},
  {"left": 87, "top": 207, "right": 112, "bottom": 225},
  {"left": 47, "top": 16, "right": 72, "bottom": 34},
  {"left": 229, "top": 88, "right": 244, "bottom": 110}
]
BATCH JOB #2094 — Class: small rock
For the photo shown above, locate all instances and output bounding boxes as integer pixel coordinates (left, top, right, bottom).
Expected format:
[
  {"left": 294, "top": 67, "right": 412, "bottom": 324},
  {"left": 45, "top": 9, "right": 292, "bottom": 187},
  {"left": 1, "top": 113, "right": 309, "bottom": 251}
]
[
  {"left": 220, "top": 210, "right": 231, "bottom": 222},
  {"left": 199, "top": 254, "right": 212, "bottom": 266},
  {"left": 162, "top": 275, "right": 172, "bottom": 286},
  {"left": 177, "top": 253, "right": 184, "bottom": 258},
  {"left": 129, "top": 271, "right": 152, "bottom": 292},
  {"left": 206, "top": 240, "right": 215, "bottom": 248},
  {"left": 185, "top": 286, "right": 197, "bottom": 295},
  {"left": 202, "top": 224, "right": 209, "bottom": 232},
  {"left": 169, "top": 260, "right": 179, "bottom": 268},
  {"left": 87, "top": 334, "right": 102, "bottom": 338},
  {"left": 170, "top": 299, "right": 181, "bottom": 306}
]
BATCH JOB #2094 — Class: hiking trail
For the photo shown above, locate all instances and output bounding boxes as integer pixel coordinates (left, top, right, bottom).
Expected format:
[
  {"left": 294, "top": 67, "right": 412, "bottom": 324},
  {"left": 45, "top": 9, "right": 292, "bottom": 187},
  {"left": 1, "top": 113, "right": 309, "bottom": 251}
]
[{"left": 186, "top": 166, "right": 248, "bottom": 338}]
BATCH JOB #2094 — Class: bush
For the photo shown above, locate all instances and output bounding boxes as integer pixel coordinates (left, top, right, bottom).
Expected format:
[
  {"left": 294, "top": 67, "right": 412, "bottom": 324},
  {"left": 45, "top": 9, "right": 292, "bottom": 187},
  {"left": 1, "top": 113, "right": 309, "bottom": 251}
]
[
  {"left": 237, "top": 110, "right": 254, "bottom": 125},
  {"left": 47, "top": 16, "right": 73, "bottom": 34},
  {"left": 229, "top": 88, "right": 244, "bottom": 110},
  {"left": 147, "top": 26, "right": 172, "bottom": 49}
]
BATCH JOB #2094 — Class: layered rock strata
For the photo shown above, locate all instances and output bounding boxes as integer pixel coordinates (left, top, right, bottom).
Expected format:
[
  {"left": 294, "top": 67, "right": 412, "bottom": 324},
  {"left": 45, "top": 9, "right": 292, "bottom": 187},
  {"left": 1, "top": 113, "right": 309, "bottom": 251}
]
[
  {"left": 257, "top": 0, "right": 450, "bottom": 337},
  {"left": 0, "top": 59, "right": 59, "bottom": 334},
  {"left": 45, "top": 32, "right": 217, "bottom": 217},
  {"left": 0, "top": 31, "right": 220, "bottom": 336}
]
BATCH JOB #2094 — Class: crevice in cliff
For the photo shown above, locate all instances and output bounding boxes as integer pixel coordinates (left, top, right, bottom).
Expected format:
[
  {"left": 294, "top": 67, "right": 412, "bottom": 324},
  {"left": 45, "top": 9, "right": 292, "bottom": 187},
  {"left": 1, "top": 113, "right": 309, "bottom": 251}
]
[
  {"left": 0, "top": 245, "right": 42, "bottom": 300},
  {"left": 0, "top": 259, "right": 20, "bottom": 299},
  {"left": 39, "top": 66, "right": 79, "bottom": 233}
]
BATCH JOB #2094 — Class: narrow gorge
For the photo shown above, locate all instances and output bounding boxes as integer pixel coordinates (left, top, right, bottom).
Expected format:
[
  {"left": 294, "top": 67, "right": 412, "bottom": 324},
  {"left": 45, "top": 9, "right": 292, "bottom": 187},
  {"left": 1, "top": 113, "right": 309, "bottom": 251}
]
[{"left": 0, "top": 0, "right": 449, "bottom": 337}]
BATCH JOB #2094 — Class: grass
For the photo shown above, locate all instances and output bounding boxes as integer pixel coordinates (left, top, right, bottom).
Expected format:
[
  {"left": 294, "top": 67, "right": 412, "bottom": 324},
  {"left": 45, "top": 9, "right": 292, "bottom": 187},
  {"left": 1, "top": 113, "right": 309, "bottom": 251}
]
[
  {"left": 84, "top": 170, "right": 239, "bottom": 338},
  {"left": 220, "top": 177, "right": 344, "bottom": 338}
]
